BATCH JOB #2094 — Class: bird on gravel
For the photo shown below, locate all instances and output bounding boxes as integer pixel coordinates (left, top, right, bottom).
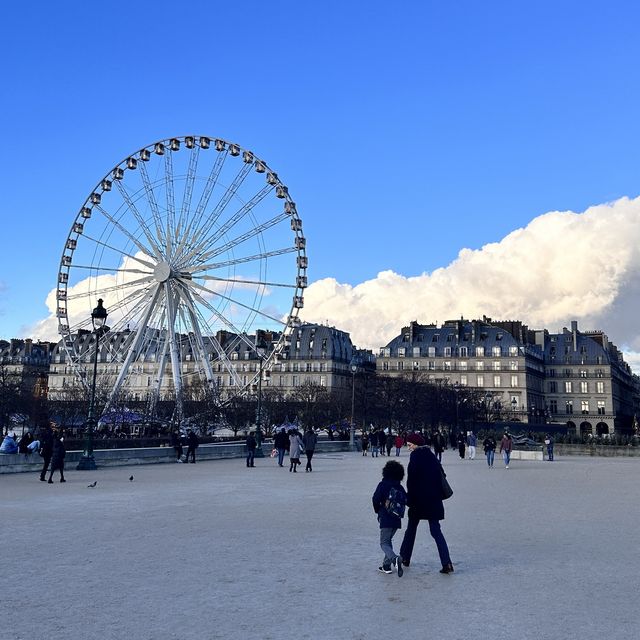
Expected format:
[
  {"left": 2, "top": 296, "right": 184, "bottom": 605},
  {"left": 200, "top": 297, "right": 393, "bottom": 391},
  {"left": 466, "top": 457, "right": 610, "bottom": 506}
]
[
  {"left": 87, "top": 481, "right": 97, "bottom": 488},
  {"left": 129, "top": 475, "right": 134, "bottom": 482}
]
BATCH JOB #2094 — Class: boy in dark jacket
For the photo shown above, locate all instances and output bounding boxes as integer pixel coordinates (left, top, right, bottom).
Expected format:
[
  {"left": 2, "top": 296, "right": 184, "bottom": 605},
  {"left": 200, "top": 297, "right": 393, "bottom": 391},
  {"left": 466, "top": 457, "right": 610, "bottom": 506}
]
[{"left": 372, "top": 459, "right": 407, "bottom": 576}]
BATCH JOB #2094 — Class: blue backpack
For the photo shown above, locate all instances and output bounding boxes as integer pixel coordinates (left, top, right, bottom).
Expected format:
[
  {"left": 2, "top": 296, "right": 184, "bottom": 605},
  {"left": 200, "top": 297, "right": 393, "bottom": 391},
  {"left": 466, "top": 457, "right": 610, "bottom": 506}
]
[{"left": 385, "top": 486, "right": 406, "bottom": 518}]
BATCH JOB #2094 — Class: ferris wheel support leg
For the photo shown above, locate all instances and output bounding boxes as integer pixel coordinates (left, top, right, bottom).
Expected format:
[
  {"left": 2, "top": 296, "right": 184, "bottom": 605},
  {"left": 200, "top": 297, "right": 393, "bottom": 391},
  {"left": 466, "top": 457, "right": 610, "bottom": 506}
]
[
  {"left": 104, "top": 285, "right": 162, "bottom": 416},
  {"left": 165, "top": 283, "right": 184, "bottom": 425}
]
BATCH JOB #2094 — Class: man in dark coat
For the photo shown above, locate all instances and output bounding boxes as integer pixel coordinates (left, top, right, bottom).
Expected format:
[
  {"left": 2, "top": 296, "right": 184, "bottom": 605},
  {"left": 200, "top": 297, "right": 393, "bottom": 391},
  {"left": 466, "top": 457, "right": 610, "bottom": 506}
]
[
  {"left": 273, "top": 427, "right": 289, "bottom": 467},
  {"left": 246, "top": 432, "right": 257, "bottom": 468},
  {"left": 399, "top": 433, "right": 453, "bottom": 574},
  {"left": 47, "top": 429, "right": 66, "bottom": 483},
  {"left": 39, "top": 424, "right": 54, "bottom": 482},
  {"left": 185, "top": 429, "right": 199, "bottom": 463}
]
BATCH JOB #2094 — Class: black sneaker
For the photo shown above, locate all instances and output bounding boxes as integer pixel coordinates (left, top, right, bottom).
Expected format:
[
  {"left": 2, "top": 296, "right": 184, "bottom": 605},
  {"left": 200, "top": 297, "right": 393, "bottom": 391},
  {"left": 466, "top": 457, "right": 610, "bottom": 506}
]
[
  {"left": 396, "top": 556, "right": 404, "bottom": 577},
  {"left": 378, "top": 565, "right": 393, "bottom": 574},
  {"left": 439, "top": 563, "right": 454, "bottom": 574}
]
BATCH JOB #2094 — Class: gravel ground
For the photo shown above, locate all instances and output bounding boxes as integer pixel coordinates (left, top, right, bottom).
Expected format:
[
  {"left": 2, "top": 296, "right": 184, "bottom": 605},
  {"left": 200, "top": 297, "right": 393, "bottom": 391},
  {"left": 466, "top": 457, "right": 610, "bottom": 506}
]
[{"left": 1, "top": 451, "right": 638, "bottom": 640}]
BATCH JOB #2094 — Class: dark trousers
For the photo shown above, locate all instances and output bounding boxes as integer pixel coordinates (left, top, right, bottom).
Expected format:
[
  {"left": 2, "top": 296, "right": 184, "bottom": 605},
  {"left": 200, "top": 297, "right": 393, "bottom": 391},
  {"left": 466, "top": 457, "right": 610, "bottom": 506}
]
[
  {"left": 400, "top": 516, "right": 451, "bottom": 567},
  {"left": 48, "top": 461, "right": 65, "bottom": 482},
  {"left": 247, "top": 450, "right": 255, "bottom": 467},
  {"left": 305, "top": 449, "right": 314, "bottom": 471},
  {"left": 40, "top": 454, "right": 52, "bottom": 480},
  {"left": 186, "top": 446, "right": 196, "bottom": 463}
]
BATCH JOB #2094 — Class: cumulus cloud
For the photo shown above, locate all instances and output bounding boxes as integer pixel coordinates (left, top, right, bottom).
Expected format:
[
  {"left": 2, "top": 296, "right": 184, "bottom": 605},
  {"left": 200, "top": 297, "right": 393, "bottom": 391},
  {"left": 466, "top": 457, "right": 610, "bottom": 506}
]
[{"left": 301, "top": 196, "right": 640, "bottom": 367}]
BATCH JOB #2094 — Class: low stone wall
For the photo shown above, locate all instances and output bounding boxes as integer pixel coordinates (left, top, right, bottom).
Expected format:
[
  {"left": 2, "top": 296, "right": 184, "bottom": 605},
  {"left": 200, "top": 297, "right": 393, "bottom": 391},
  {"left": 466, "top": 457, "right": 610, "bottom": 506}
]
[
  {"left": 511, "top": 449, "right": 543, "bottom": 461},
  {"left": 0, "top": 440, "right": 352, "bottom": 474},
  {"left": 553, "top": 444, "right": 640, "bottom": 457}
]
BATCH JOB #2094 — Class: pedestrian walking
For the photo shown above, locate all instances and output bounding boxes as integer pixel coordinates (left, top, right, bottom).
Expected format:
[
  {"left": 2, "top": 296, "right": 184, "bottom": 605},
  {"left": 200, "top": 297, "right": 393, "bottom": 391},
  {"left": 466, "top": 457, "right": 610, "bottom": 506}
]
[
  {"left": 47, "top": 428, "right": 66, "bottom": 483},
  {"left": 385, "top": 431, "right": 395, "bottom": 457},
  {"left": 394, "top": 434, "right": 404, "bottom": 456},
  {"left": 483, "top": 434, "right": 496, "bottom": 468},
  {"left": 544, "top": 434, "right": 554, "bottom": 461},
  {"left": 372, "top": 459, "right": 407, "bottom": 576},
  {"left": 170, "top": 431, "right": 183, "bottom": 462},
  {"left": 39, "top": 424, "right": 54, "bottom": 481},
  {"left": 467, "top": 431, "right": 477, "bottom": 460},
  {"left": 303, "top": 427, "right": 318, "bottom": 472},
  {"left": 185, "top": 429, "right": 199, "bottom": 463},
  {"left": 246, "top": 431, "right": 257, "bottom": 467},
  {"left": 399, "top": 433, "right": 454, "bottom": 574},
  {"left": 457, "top": 432, "right": 466, "bottom": 460},
  {"left": 274, "top": 427, "right": 289, "bottom": 467},
  {"left": 289, "top": 429, "right": 304, "bottom": 472},
  {"left": 432, "top": 429, "right": 445, "bottom": 463},
  {"left": 370, "top": 429, "right": 380, "bottom": 458},
  {"left": 361, "top": 432, "right": 370, "bottom": 456},
  {"left": 500, "top": 431, "right": 513, "bottom": 469}
]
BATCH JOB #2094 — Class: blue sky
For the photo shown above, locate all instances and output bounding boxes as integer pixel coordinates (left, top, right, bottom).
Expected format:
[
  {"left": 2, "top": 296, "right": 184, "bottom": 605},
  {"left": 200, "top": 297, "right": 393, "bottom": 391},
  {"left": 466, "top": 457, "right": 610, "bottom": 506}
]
[{"left": 2, "top": 1, "right": 640, "bottom": 363}]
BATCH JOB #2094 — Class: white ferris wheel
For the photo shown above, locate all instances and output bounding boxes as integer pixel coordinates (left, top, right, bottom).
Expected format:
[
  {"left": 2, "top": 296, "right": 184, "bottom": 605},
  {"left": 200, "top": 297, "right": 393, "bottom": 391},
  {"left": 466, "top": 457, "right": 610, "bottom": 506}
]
[{"left": 56, "top": 135, "right": 307, "bottom": 417}]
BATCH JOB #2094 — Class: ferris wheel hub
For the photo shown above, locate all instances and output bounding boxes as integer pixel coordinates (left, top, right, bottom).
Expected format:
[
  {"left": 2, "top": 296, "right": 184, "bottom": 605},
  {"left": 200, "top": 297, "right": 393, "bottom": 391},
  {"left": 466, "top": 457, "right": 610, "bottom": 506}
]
[{"left": 153, "top": 261, "right": 172, "bottom": 283}]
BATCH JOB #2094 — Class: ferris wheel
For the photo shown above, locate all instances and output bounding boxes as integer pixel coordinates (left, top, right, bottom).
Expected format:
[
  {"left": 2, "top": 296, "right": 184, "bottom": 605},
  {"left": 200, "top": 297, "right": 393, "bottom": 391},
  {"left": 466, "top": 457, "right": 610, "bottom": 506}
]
[{"left": 56, "top": 135, "right": 307, "bottom": 417}]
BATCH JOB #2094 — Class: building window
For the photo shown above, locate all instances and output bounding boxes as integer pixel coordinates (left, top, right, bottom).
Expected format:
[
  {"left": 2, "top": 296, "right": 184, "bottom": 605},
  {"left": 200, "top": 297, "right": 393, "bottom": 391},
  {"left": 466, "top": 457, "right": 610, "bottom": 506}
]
[
  {"left": 596, "top": 381, "right": 604, "bottom": 394},
  {"left": 432, "top": 334, "right": 439, "bottom": 342},
  {"left": 509, "top": 345, "right": 518, "bottom": 356},
  {"left": 597, "top": 401, "right": 605, "bottom": 415},
  {"left": 382, "top": 361, "right": 389, "bottom": 371},
  {"left": 564, "top": 368, "right": 572, "bottom": 377},
  {"left": 292, "top": 375, "right": 298, "bottom": 387},
  {"left": 492, "top": 346, "right": 502, "bottom": 357},
  {"left": 459, "top": 346, "right": 468, "bottom": 357},
  {"left": 510, "top": 375, "right": 518, "bottom": 387},
  {"left": 493, "top": 361, "right": 501, "bottom": 371},
  {"left": 565, "top": 401, "right": 573, "bottom": 414},
  {"left": 383, "top": 348, "right": 391, "bottom": 357},
  {"left": 510, "top": 361, "right": 518, "bottom": 371},
  {"left": 596, "top": 369, "right": 604, "bottom": 378},
  {"left": 279, "top": 375, "right": 286, "bottom": 386},
  {"left": 444, "top": 361, "right": 452, "bottom": 371},
  {"left": 476, "top": 346, "right": 485, "bottom": 357},
  {"left": 413, "top": 361, "right": 420, "bottom": 371},
  {"left": 581, "top": 400, "right": 589, "bottom": 414},
  {"left": 580, "top": 381, "right": 588, "bottom": 394},
  {"left": 413, "top": 347, "right": 421, "bottom": 357},
  {"left": 580, "top": 369, "right": 587, "bottom": 378},
  {"left": 320, "top": 375, "right": 326, "bottom": 387},
  {"left": 398, "top": 361, "right": 404, "bottom": 371},
  {"left": 476, "top": 361, "right": 484, "bottom": 371},
  {"left": 459, "top": 361, "right": 468, "bottom": 371},
  {"left": 548, "top": 369, "right": 556, "bottom": 377},
  {"left": 564, "top": 381, "right": 573, "bottom": 393},
  {"left": 493, "top": 375, "right": 501, "bottom": 387},
  {"left": 428, "top": 347, "right": 436, "bottom": 357},
  {"left": 460, "top": 374, "right": 467, "bottom": 386},
  {"left": 477, "top": 375, "right": 484, "bottom": 387},
  {"left": 398, "top": 347, "right": 405, "bottom": 357},
  {"left": 444, "top": 347, "right": 452, "bottom": 357},
  {"left": 428, "top": 361, "right": 435, "bottom": 370},
  {"left": 549, "top": 400, "right": 558, "bottom": 413},
  {"left": 549, "top": 381, "right": 557, "bottom": 393}
]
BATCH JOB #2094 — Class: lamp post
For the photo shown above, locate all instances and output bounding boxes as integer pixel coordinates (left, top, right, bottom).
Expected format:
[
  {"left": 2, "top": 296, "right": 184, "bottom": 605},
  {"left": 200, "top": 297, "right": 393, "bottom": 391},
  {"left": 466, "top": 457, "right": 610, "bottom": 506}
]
[
  {"left": 453, "top": 382, "right": 460, "bottom": 437},
  {"left": 77, "top": 298, "right": 108, "bottom": 470},
  {"left": 350, "top": 362, "right": 358, "bottom": 450},
  {"left": 254, "top": 347, "right": 266, "bottom": 457}
]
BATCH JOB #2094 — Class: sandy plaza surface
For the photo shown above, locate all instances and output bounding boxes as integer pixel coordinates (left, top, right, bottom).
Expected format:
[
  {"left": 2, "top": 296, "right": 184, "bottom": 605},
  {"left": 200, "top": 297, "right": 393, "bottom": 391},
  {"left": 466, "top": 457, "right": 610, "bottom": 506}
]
[{"left": 2, "top": 449, "right": 639, "bottom": 640}]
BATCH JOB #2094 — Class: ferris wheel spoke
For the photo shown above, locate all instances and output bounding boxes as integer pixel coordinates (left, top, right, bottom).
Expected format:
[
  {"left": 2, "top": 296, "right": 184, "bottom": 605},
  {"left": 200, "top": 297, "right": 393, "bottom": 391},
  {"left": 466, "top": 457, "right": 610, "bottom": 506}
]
[
  {"left": 137, "top": 159, "right": 167, "bottom": 250},
  {"left": 113, "top": 179, "right": 163, "bottom": 258},
  {"left": 176, "top": 162, "right": 254, "bottom": 266},
  {"left": 65, "top": 275, "right": 156, "bottom": 302},
  {"left": 164, "top": 151, "right": 176, "bottom": 260},
  {"left": 80, "top": 233, "right": 158, "bottom": 270},
  {"left": 70, "top": 264, "right": 154, "bottom": 276},
  {"left": 197, "top": 274, "right": 296, "bottom": 289},
  {"left": 194, "top": 210, "right": 289, "bottom": 266},
  {"left": 175, "top": 144, "right": 200, "bottom": 248},
  {"left": 180, "top": 182, "right": 274, "bottom": 267},
  {"left": 93, "top": 204, "right": 156, "bottom": 258},
  {"left": 188, "top": 279, "right": 285, "bottom": 328},
  {"left": 188, "top": 246, "right": 297, "bottom": 275}
]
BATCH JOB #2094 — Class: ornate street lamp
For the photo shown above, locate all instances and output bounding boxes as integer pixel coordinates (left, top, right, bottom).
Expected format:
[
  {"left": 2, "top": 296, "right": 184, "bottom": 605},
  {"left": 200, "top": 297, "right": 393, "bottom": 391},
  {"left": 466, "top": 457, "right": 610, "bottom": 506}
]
[
  {"left": 350, "top": 362, "right": 358, "bottom": 450},
  {"left": 77, "top": 298, "right": 108, "bottom": 470},
  {"left": 254, "top": 347, "right": 266, "bottom": 457}
]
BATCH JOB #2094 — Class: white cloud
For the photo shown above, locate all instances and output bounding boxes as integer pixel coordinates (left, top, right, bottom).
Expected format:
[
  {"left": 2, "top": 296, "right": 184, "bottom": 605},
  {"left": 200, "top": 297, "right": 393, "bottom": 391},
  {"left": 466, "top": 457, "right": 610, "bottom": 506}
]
[{"left": 301, "top": 196, "right": 640, "bottom": 369}]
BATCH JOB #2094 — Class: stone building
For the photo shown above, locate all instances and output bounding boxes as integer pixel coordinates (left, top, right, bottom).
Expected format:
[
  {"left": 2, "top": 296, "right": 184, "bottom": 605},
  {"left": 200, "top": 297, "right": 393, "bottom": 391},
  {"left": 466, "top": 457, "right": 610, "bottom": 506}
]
[
  {"left": 0, "top": 338, "right": 54, "bottom": 399},
  {"left": 377, "top": 317, "right": 638, "bottom": 436}
]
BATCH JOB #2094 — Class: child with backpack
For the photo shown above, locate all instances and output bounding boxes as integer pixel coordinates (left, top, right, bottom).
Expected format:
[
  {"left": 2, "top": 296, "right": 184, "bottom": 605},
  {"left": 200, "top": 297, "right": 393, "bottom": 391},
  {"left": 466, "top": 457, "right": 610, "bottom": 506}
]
[{"left": 371, "top": 459, "right": 407, "bottom": 576}]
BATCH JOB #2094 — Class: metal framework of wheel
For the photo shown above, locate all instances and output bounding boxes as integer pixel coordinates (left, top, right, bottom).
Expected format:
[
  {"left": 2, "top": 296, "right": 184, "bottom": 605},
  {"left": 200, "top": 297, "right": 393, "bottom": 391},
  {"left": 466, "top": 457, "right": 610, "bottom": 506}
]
[{"left": 56, "top": 135, "right": 307, "bottom": 420}]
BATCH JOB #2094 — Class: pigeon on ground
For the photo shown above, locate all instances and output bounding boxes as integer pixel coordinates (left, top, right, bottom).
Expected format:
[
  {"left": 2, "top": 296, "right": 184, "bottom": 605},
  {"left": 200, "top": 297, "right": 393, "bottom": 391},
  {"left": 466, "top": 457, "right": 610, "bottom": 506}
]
[
  {"left": 87, "top": 481, "right": 97, "bottom": 488},
  {"left": 129, "top": 475, "right": 134, "bottom": 482}
]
